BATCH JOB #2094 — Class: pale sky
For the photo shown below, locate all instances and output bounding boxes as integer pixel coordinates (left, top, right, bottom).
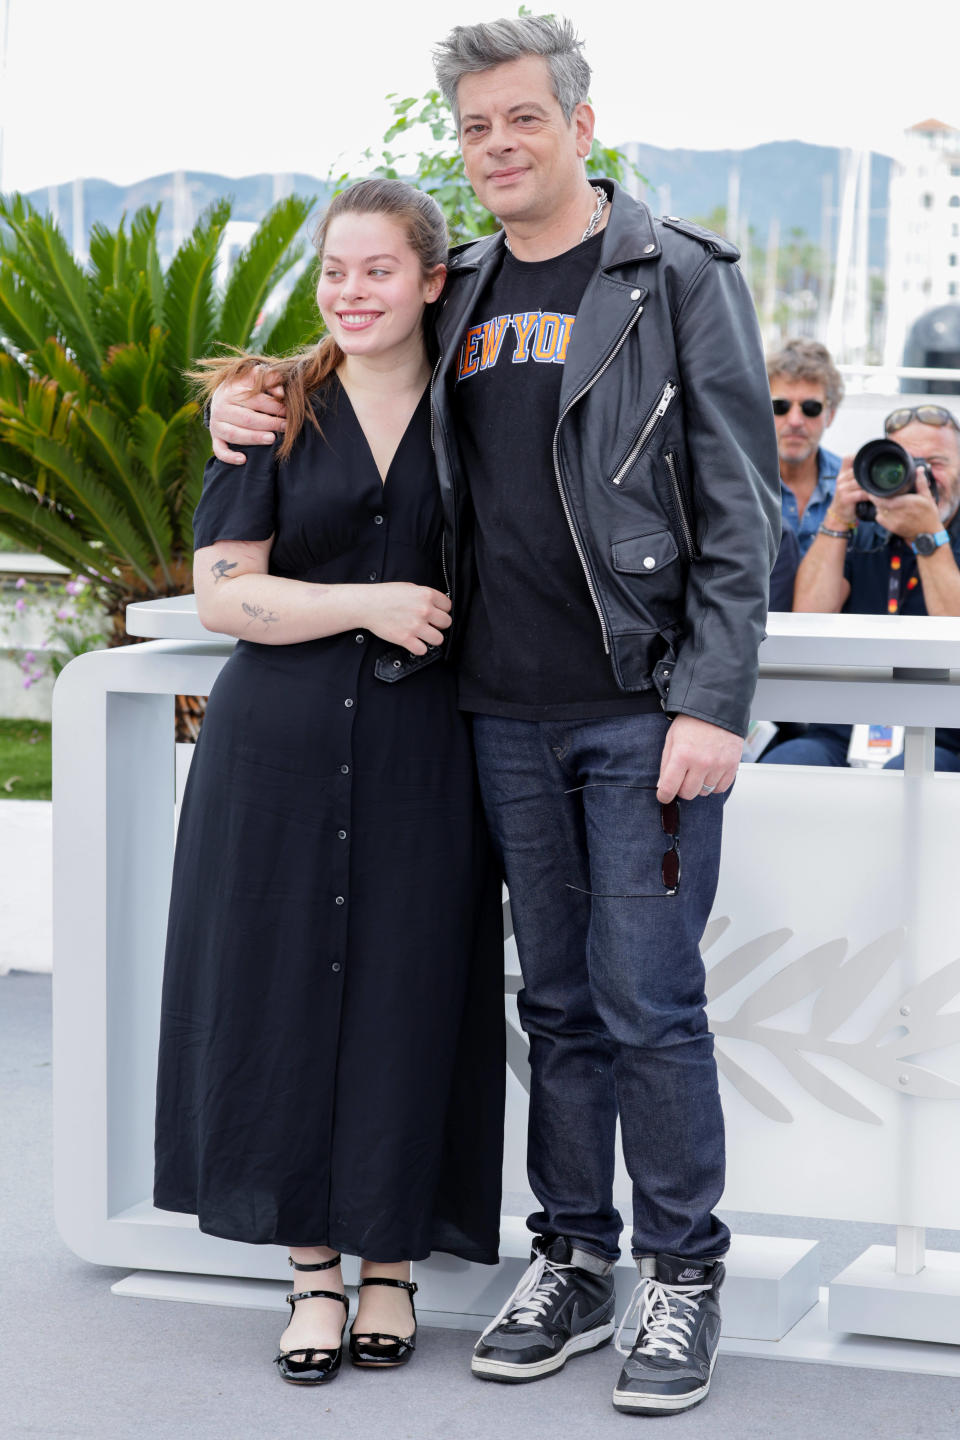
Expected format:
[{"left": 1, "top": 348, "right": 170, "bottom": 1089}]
[{"left": 2, "top": 0, "right": 959, "bottom": 194}]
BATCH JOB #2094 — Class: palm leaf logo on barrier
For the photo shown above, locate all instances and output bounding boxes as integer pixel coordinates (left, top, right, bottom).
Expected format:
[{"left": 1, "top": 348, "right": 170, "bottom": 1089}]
[{"left": 503, "top": 903, "right": 960, "bottom": 1124}]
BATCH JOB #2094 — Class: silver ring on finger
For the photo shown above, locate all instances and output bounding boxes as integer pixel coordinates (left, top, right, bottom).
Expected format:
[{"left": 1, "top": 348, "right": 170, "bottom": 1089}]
[{"left": 700, "top": 782, "right": 717, "bottom": 794}]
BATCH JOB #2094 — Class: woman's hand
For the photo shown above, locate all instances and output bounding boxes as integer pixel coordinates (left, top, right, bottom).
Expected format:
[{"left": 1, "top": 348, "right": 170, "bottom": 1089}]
[{"left": 358, "top": 584, "right": 452, "bottom": 654}]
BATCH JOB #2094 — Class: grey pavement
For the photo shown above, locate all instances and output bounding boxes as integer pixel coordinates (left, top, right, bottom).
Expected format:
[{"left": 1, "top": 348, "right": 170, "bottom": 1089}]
[{"left": 3, "top": 969, "right": 960, "bottom": 1440}]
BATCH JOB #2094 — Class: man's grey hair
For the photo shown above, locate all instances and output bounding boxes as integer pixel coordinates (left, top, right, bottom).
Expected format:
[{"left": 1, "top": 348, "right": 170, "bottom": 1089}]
[
  {"left": 433, "top": 15, "right": 591, "bottom": 132},
  {"left": 766, "top": 338, "right": 845, "bottom": 412}
]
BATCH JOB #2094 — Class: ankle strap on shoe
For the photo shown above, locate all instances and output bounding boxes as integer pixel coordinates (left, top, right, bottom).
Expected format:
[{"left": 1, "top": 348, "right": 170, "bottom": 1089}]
[
  {"left": 286, "top": 1289, "right": 350, "bottom": 1308},
  {"left": 357, "top": 1277, "right": 418, "bottom": 1294},
  {"left": 289, "top": 1253, "right": 342, "bottom": 1272}
]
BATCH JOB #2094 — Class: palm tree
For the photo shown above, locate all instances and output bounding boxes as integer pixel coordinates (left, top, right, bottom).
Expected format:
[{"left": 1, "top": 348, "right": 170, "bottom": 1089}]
[{"left": 0, "top": 192, "right": 322, "bottom": 636}]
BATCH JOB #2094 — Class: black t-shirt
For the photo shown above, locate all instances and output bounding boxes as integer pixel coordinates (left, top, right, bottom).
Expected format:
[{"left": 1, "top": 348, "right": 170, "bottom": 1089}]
[
  {"left": 454, "top": 233, "right": 661, "bottom": 721},
  {"left": 844, "top": 512, "right": 960, "bottom": 616},
  {"left": 829, "top": 512, "right": 960, "bottom": 752}
]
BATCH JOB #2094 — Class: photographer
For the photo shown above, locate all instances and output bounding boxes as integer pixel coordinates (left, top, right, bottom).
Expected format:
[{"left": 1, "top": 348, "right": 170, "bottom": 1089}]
[{"left": 763, "top": 405, "right": 960, "bottom": 770}]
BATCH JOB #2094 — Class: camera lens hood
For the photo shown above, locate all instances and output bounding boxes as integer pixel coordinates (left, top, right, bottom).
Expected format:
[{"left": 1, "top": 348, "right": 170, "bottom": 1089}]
[{"left": 853, "top": 438, "right": 917, "bottom": 499}]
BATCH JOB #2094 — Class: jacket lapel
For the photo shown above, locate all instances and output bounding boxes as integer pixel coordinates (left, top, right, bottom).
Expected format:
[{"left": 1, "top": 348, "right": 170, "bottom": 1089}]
[
  {"left": 558, "top": 272, "right": 647, "bottom": 412},
  {"left": 436, "top": 232, "right": 506, "bottom": 391},
  {"left": 556, "top": 181, "right": 659, "bottom": 412}
]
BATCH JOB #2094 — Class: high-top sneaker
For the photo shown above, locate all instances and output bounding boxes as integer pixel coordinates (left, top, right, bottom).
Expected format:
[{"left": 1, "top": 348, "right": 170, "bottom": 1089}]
[
  {"left": 472, "top": 1235, "right": 616, "bottom": 1382},
  {"left": 612, "top": 1252, "right": 724, "bottom": 1414}
]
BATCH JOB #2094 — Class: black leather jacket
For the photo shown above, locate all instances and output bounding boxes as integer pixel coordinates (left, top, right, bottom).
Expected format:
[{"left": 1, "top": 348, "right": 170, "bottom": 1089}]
[{"left": 420, "top": 180, "right": 780, "bottom": 738}]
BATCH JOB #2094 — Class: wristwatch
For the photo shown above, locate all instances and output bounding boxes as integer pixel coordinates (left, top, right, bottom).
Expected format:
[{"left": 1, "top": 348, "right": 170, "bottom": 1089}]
[{"left": 912, "top": 529, "right": 950, "bottom": 556}]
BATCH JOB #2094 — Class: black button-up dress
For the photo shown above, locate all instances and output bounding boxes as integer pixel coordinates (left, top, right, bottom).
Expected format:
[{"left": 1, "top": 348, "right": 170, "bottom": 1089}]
[{"left": 154, "top": 380, "right": 504, "bottom": 1263}]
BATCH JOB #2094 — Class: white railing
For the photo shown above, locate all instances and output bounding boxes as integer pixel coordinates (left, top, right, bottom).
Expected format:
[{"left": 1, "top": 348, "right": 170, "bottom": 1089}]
[{"left": 48, "top": 604, "right": 960, "bottom": 1361}]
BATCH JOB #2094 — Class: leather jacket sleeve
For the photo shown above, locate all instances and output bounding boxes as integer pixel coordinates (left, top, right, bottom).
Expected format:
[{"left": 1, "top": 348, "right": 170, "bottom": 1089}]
[{"left": 665, "top": 257, "right": 781, "bottom": 737}]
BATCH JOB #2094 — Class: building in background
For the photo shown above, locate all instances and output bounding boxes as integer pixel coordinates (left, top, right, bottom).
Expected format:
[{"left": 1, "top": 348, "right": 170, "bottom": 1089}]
[{"left": 883, "top": 119, "right": 960, "bottom": 389}]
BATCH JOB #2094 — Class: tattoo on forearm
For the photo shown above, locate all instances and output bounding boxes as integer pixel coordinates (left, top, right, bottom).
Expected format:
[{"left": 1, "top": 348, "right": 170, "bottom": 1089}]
[
  {"left": 211, "top": 558, "right": 239, "bottom": 583},
  {"left": 241, "top": 601, "right": 279, "bottom": 628}
]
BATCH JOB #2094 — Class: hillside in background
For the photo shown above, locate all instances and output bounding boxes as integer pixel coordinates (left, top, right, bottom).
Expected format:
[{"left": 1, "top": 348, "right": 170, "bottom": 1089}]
[
  {"left": 23, "top": 139, "right": 892, "bottom": 270},
  {"left": 629, "top": 139, "right": 892, "bottom": 269},
  {"left": 24, "top": 172, "right": 334, "bottom": 261}
]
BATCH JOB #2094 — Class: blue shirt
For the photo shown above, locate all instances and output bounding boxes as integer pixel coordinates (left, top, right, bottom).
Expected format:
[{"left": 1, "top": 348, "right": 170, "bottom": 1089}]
[{"left": 781, "top": 447, "right": 842, "bottom": 557}]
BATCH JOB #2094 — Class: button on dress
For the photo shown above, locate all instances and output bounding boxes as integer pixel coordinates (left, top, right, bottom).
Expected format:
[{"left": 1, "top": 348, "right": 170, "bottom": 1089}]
[{"left": 154, "top": 380, "right": 505, "bottom": 1263}]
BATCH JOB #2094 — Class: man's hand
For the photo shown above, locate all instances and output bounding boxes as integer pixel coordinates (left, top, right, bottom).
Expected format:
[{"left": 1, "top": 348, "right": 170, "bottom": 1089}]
[
  {"left": 210, "top": 369, "right": 288, "bottom": 465},
  {"left": 826, "top": 455, "right": 871, "bottom": 528},
  {"left": 657, "top": 714, "right": 742, "bottom": 803},
  {"left": 872, "top": 468, "right": 942, "bottom": 545}
]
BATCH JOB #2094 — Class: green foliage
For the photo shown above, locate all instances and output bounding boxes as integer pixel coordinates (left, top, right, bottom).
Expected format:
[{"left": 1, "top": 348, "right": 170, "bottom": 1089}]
[
  {"left": 0, "top": 718, "right": 52, "bottom": 800},
  {"left": 333, "top": 88, "right": 646, "bottom": 246},
  {"left": 0, "top": 191, "right": 319, "bottom": 627}
]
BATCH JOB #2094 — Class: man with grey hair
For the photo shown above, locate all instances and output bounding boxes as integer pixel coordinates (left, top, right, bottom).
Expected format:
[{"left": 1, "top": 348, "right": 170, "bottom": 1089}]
[
  {"left": 768, "top": 338, "right": 845, "bottom": 556},
  {"left": 208, "top": 13, "right": 779, "bottom": 1416}
]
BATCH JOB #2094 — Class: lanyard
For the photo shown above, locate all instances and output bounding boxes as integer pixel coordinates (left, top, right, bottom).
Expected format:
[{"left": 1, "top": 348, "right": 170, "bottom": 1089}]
[{"left": 886, "top": 548, "right": 919, "bottom": 614}]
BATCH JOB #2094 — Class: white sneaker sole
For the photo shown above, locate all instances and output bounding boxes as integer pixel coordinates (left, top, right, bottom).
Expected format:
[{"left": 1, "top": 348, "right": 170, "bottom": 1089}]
[
  {"left": 472, "top": 1322, "right": 615, "bottom": 1382},
  {"left": 611, "top": 1345, "right": 718, "bottom": 1413}
]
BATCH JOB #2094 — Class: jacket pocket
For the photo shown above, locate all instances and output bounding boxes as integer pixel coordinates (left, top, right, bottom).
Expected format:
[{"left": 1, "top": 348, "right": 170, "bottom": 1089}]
[
  {"left": 609, "top": 381, "right": 678, "bottom": 488},
  {"left": 608, "top": 529, "right": 685, "bottom": 636},
  {"left": 611, "top": 530, "right": 679, "bottom": 576},
  {"left": 665, "top": 451, "right": 698, "bottom": 561}
]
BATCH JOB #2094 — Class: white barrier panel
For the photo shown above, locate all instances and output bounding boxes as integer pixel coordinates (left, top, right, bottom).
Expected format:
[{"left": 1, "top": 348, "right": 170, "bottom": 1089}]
[{"left": 51, "top": 605, "right": 960, "bottom": 1354}]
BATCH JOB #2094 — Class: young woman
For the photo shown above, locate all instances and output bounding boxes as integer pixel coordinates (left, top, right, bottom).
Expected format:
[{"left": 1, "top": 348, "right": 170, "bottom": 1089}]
[{"left": 153, "top": 180, "right": 504, "bottom": 1385}]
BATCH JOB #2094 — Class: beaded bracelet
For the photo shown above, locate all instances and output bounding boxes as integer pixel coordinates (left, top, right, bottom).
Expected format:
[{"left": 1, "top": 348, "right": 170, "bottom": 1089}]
[{"left": 819, "top": 524, "right": 852, "bottom": 539}]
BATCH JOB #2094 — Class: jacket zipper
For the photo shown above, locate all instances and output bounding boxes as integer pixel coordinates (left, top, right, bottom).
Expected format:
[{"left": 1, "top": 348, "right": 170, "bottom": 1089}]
[
  {"left": 665, "top": 451, "right": 696, "bottom": 561},
  {"left": 430, "top": 353, "right": 452, "bottom": 597},
  {"left": 611, "top": 381, "right": 678, "bottom": 486},
  {"left": 552, "top": 303, "right": 646, "bottom": 655}
]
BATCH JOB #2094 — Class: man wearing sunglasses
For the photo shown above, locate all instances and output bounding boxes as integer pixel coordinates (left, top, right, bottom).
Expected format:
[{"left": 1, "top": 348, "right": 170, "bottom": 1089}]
[
  {"left": 767, "top": 404, "right": 960, "bottom": 770},
  {"left": 767, "top": 338, "right": 844, "bottom": 558}
]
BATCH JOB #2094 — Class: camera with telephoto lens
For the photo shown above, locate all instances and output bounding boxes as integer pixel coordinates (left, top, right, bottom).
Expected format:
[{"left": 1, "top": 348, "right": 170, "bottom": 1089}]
[{"left": 852, "top": 439, "right": 938, "bottom": 523}]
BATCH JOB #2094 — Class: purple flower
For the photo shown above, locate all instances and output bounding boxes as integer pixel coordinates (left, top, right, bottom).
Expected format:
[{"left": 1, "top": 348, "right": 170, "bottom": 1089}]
[
  {"left": 15, "top": 577, "right": 26, "bottom": 590},
  {"left": 22, "top": 677, "right": 33, "bottom": 689},
  {"left": 23, "top": 651, "right": 35, "bottom": 664},
  {"left": 15, "top": 597, "right": 26, "bottom": 612},
  {"left": 65, "top": 580, "right": 81, "bottom": 596},
  {"left": 56, "top": 606, "right": 76, "bottom": 621}
]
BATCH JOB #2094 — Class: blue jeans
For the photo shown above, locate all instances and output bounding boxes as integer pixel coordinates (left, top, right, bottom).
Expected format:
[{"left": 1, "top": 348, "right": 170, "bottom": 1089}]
[
  {"left": 760, "top": 723, "right": 960, "bottom": 771},
  {"left": 472, "top": 711, "right": 730, "bottom": 1264}
]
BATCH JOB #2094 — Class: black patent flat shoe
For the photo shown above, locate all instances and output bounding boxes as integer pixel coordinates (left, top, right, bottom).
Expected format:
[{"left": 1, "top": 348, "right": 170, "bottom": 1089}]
[
  {"left": 349, "top": 1276, "right": 418, "bottom": 1368},
  {"left": 275, "top": 1253, "right": 349, "bottom": 1386}
]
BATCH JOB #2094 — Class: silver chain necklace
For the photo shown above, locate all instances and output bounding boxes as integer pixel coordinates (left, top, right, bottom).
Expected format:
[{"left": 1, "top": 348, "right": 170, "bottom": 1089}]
[{"left": 504, "top": 185, "right": 608, "bottom": 255}]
